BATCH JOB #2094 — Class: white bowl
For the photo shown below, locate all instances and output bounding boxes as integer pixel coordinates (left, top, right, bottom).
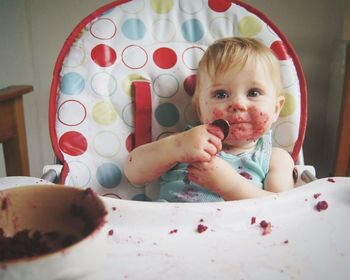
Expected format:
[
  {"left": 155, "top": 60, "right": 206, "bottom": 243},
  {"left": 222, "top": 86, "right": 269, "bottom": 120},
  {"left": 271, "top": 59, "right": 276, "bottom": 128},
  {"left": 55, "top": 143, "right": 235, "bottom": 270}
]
[{"left": 0, "top": 185, "right": 108, "bottom": 280}]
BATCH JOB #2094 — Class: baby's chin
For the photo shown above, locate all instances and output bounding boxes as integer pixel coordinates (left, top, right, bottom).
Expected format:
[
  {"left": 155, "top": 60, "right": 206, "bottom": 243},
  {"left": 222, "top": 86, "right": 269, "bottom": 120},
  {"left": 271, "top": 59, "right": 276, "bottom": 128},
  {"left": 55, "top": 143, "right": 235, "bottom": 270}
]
[{"left": 223, "top": 134, "right": 262, "bottom": 147}]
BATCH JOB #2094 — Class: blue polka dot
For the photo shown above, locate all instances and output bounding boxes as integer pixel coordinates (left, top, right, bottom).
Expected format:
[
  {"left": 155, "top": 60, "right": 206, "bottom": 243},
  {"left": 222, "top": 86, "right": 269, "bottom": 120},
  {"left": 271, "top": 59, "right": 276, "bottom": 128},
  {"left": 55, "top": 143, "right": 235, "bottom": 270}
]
[
  {"left": 60, "top": 72, "right": 85, "bottom": 95},
  {"left": 132, "top": 194, "right": 151, "bottom": 201},
  {"left": 181, "top": 19, "right": 204, "bottom": 42},
  {"left": 155, "top": 103, "right": 179, "bottom": 127},
  {"left": 122, "top": 18, "right": 146, "bottom": 40},
  {"left": 96, "top": 163, "right": 122, "bottom": 188}
]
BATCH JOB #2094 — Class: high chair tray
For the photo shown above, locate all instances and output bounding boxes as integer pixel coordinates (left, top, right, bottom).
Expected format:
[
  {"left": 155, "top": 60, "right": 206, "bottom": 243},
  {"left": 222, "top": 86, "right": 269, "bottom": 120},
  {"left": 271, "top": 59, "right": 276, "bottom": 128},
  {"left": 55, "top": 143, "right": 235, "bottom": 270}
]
[
  {"left": 96, "top": 177, "right": 350, "bottom": 280},
  {"left": 1, "top": 177, "right": 349, "bottom": 279}
]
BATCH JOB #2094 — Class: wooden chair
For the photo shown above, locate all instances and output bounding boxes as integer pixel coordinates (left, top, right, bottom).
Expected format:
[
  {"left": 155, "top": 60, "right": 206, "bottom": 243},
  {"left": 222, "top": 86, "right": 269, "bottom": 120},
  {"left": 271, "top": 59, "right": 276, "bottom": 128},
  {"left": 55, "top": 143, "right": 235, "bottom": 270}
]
[{"left": 0, "top": 85, "right": 32, "bottom": 176}]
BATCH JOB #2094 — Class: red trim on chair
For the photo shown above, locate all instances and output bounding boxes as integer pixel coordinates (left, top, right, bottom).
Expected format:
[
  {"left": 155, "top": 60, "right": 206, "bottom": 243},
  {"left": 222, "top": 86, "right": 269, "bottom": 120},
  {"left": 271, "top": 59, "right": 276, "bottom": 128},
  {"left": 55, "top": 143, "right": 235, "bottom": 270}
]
[
  {"left": 234, "top": 0, "right": 308, "bottom": 163},
  {"left": 133, "top": 81, "right": 152, "bottom": 147}
]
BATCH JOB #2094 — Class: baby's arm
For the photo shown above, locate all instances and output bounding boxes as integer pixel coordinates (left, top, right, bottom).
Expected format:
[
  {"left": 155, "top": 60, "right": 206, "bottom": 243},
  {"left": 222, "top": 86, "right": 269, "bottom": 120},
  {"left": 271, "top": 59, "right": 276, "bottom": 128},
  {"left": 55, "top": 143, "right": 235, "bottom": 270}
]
[
  {"left": 124, "top": 125, "right": 223, "bottom": 185},
  {"left": 187, "top": 147, "right": 295, "bottom": 200},
  {"left": 188, "top": 157, "right": 273, "bottom": 200},
  {"left": 263, "top": 147, "right": 295, "bottom": 192}
]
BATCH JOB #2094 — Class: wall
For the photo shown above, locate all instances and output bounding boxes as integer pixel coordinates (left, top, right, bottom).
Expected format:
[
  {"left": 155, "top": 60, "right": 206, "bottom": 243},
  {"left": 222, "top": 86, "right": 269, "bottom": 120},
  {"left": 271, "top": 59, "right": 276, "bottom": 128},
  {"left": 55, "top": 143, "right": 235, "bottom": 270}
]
[
  {"left": 342, "top": 0, "right": 350, "bottom": 40},
  {"left": 0, "top": 0, "right": 110, "bottom": 177},
  {"left": 323, "top": 0, "right": 350, "bottom": 176},
  {"left": 0, "top": 0, "right": 345, "bottom": 178}
]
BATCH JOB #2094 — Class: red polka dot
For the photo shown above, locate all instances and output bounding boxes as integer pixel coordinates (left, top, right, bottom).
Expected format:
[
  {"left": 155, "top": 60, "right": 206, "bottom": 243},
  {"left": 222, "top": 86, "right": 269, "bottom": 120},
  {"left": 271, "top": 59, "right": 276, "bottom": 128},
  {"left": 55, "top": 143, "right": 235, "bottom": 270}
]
[
  {"left": 91, "top": 44, "right": 117, "bottom": 67},
  {"left": 270, "top": 41, "right": 290, "bottom": 60},
  {"left": 183, "top": 74, "right": 197, "bottom": 96},
  {"left": 59, "top": 131, "right": 88, "bottom": 156},
  {"left": 208, "top": 0, "right": 232, "bottom": 12},
  {"left": 153, "top": 47, "right": 177, "bottom": 69},
  {"left": 125, "top": 133, "right": 135, "bottom": 152}
]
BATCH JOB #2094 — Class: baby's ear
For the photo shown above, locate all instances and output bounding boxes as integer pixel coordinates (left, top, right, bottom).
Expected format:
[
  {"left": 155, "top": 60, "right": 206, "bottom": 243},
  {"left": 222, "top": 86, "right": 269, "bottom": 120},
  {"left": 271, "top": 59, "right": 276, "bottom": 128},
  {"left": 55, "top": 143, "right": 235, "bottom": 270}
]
[{"left": 273, "top": 95, "right": 285, "bottom": 122}]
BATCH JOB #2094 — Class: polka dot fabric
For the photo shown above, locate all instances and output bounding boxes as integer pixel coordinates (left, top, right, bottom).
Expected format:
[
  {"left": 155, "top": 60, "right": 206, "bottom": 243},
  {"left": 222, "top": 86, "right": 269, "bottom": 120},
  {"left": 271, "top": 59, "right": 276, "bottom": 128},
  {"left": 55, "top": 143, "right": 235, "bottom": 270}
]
[{"left": 50, "top": 0, "right": 306, "bottom": 200}]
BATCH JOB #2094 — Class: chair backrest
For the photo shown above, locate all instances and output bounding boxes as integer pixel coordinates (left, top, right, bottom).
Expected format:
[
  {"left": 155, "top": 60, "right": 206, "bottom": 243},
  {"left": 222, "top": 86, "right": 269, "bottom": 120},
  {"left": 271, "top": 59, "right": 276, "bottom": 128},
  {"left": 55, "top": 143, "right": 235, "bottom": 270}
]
[{"left": 49, "top": 0, "right": 307, "bottom": 200}]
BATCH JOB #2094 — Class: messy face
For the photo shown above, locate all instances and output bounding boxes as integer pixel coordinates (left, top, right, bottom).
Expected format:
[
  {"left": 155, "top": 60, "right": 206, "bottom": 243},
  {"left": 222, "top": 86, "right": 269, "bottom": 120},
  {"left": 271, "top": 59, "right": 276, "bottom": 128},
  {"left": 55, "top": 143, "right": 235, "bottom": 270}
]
[{"left": 197, "top": 59, "right": 284, "bottom": 148}]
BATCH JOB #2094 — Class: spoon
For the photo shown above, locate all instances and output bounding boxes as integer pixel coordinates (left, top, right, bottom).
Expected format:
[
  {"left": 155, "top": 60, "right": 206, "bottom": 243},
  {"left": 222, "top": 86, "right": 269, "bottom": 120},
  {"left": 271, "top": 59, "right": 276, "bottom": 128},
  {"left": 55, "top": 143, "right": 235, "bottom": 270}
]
[{"left": 212, "top": 119, "right": 230, "bottom": 140}]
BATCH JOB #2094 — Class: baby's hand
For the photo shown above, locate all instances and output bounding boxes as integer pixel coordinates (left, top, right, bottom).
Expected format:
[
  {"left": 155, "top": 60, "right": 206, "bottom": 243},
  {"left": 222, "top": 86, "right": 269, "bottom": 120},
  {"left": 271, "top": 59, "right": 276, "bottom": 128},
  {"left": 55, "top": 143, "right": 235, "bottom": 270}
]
[
  {"left": 173, "top": 125, "right": 223, "bottom": 163},
  {"left": 187, "top": 156, "right": 235, "bottom": 194}
]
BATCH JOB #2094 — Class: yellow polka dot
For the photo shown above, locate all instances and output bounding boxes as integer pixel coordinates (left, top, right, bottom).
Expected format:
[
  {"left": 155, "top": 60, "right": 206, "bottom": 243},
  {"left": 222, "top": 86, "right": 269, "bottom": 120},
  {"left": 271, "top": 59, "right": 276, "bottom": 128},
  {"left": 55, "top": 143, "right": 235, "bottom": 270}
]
[
  {"left": 122, "top": 74, "right": 148, "bottom": 96},
  {"left": 238, "top": 16, "right": 262, "bottom": 37},
  {"left": 151, "top": 0, "right": 174, "bottom": 14},
  {"left": 273, "top": 121, "right": 297, "bottom": 148},
  {"left": 92, "top": 101, "right": 117, "bottom": 125},
  {"left": 280, "top": 92, "right": 296, "bottom": 117}
]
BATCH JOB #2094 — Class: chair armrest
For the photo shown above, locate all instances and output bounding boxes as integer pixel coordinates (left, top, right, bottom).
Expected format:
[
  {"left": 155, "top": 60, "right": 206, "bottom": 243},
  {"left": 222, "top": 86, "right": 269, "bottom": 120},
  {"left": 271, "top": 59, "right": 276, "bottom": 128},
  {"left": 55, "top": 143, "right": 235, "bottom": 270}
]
[
  {"left": 41, "top": 164, "right": 63, "bottom": 183},
  {"left": 293, "top": 165, "right": 316, "bottom": 187}
]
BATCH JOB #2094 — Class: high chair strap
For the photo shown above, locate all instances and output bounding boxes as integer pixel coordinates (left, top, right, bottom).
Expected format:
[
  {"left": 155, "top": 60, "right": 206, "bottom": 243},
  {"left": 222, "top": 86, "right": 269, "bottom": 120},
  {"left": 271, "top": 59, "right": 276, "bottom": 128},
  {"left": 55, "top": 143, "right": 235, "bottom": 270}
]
[{"left": 133, "top": 81, "right": 152, "bottom": 148}]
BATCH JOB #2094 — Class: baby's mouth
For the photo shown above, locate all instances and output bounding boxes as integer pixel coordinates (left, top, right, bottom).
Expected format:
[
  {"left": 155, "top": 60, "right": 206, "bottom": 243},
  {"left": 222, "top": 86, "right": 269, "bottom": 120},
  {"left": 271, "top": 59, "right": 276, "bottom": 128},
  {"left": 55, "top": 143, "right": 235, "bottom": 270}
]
[{"left": 227, "top": 115, "right": 251, "bottom": 125}]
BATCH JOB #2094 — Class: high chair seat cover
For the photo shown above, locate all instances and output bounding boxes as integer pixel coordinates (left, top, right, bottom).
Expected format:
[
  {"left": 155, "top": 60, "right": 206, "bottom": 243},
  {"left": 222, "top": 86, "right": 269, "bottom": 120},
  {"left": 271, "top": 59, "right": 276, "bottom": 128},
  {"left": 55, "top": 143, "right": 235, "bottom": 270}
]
[{"left": 50, "top": 0, "right": 307, "bottom": 199}]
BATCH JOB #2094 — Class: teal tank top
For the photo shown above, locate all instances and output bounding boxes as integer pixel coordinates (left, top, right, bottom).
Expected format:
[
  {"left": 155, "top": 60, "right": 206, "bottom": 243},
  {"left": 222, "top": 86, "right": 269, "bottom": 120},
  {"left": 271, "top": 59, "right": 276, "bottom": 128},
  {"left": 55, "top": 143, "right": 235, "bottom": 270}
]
[{"left": 158, "top": 131, "right": 272, "bottom": 202}]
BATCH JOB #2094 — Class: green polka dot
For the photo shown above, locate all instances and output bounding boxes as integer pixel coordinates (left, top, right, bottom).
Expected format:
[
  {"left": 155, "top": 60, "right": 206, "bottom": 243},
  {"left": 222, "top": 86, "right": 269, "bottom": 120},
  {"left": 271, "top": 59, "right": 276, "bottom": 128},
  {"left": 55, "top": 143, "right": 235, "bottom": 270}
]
[
  {"left": 238, "top": 16, "right": 262, "bottom": 37},
  {"left": 155, "top": 103, "right": 179, "bottom": 127},
  {"left": 280, "top": 92, "right": 296, "bottom": 117},
  {"left": 93, "top": 101, "right": 117, "bottom": 125},
  {"left": 151, "top": 0, "right": 173, "bottom": 13}
]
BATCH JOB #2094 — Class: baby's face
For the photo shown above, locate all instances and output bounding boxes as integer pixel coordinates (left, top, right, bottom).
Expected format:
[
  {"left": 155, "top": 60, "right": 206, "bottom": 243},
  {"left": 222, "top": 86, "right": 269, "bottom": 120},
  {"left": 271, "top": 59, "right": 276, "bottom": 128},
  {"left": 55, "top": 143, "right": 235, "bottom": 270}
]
[{"left": 197, "top": 59, "right": 284, "bottom": 147}]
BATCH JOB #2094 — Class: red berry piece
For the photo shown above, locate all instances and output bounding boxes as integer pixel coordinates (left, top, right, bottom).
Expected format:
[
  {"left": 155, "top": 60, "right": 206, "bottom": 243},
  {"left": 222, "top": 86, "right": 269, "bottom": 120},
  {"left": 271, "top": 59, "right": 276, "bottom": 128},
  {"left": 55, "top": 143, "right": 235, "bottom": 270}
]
[
  {"left": 197, "top": 224, "right": 208, "bottom": 233},
  {"left": 313, "top": 193, "right": 321, "bottom": 199},
  {"left": 259, "top": 220, "right": 272, "bottom": 235},
  {"left": 315, "top": 201, "right": 328, "bottom": 211}
]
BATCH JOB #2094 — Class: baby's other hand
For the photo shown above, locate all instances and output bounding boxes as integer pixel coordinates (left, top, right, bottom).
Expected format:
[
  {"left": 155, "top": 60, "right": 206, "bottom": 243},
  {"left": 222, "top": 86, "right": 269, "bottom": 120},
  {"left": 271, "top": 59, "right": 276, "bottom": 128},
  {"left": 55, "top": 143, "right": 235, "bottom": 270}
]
[
  {"left": 173, "top": 125, "right": 223, "bottom": 163},
  {"left": 187, "top": 156, "right": 234, "bottom": 193}
]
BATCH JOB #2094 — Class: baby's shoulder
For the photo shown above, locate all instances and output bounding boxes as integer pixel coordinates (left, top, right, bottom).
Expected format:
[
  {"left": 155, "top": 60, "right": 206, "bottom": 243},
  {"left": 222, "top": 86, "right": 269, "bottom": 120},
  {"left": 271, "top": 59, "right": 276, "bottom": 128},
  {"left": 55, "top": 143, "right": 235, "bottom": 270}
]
[{"left": 270, "top": 147, "right": 294, "bottom": 167}]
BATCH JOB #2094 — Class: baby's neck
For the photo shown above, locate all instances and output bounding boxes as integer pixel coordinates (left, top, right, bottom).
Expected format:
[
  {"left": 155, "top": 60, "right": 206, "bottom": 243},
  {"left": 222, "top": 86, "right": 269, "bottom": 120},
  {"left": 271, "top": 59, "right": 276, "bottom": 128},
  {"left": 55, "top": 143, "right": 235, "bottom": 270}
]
[{"left": 222, "top": 141, "right": 257, "bottom": 155}]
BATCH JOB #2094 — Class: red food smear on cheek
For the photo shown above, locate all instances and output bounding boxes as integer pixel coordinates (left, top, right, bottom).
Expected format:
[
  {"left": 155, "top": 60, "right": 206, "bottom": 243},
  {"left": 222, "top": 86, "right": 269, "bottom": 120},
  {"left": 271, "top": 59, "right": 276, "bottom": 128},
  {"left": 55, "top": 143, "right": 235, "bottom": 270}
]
[
  {"left": 227, "top": 107, "right": 270, "bottom": 142},
  {"left": 247, "top": 107, "right": 270, "bottom": 138}
]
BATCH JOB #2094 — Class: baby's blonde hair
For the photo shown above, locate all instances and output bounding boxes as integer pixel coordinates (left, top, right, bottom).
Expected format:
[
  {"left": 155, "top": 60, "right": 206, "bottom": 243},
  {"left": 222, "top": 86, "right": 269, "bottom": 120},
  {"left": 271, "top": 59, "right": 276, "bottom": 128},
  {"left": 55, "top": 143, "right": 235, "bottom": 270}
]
[{"left": 193, "top": 37, "right": 282, "bottom": 107}]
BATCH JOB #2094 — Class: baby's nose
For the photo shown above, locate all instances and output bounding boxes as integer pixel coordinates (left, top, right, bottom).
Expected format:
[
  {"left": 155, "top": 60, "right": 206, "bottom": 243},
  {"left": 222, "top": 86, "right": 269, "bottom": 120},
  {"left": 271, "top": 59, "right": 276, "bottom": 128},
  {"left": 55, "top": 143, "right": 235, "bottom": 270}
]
[{"left": 228, "top": 99, "right": 247, "bottom": 112}]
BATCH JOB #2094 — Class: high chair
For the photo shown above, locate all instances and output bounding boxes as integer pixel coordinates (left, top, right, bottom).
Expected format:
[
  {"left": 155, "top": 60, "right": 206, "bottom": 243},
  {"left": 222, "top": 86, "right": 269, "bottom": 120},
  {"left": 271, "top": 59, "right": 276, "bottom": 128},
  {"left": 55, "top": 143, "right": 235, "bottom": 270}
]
[
  {"left": 2, "top": 1, "right": 350, "bottom": 279},
  {"left": 47, "top": 0, "right": 309, "bottom": 200}
]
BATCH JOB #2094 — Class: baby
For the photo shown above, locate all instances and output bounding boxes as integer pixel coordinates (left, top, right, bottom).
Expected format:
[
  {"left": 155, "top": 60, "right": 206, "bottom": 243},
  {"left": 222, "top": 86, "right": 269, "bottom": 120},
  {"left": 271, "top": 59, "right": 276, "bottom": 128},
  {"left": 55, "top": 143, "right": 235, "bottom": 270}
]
[{"left": 124, "top": 37, "right": 295, "bottom": 202}]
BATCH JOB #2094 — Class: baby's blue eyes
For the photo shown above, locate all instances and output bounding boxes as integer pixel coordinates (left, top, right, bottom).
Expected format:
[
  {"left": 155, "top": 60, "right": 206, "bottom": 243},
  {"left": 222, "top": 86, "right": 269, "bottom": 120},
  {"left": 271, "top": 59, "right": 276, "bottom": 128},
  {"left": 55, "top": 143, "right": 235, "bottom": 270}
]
[
  {"left": 247, "top": 89, "right": 261, "bottom": 97},
  {"left": 214, "top": 90, "right": 229, "bottom": 99},
  {"left": 213, "top": 89, "right": 261, "bottom": 99}
]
